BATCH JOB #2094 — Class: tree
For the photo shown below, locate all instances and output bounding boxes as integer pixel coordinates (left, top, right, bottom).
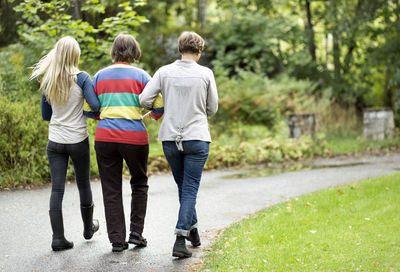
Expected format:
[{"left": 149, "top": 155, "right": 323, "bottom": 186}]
[
  {"left": 11, "top": 0, "right": 148, "bottom": 71},
  {"left": 71, "top": 0, "right": 82, "bottom": 20},
  {"left": 0, "top": 0, "right": 18, "bottom": 46},
  {"left": 304, "top": 0, "right": 316, "bottom": 61},
  {"left": 198, "top": 0, "right": 206, "bottom": 28},
  {"left": 211, "top": 9, "right": 305, "bottom": 77}
]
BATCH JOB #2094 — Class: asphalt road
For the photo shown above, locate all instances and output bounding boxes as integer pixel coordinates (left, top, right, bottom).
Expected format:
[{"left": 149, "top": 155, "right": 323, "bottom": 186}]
[{"left": 0, "top": 154, "right": 399, "bottom": 272}]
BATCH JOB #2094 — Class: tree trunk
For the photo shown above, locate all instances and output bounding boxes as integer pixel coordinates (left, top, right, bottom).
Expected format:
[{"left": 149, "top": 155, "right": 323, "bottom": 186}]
[
  {"left": 304, "top": 0, "right": 316, "bottom": 61},
  {"left": 331, "top": 0, "right": 341, "bottom": 81},
  {"left": 332, "top": 32, "right": 341, "bottom": 81},
  {"left": 197, "top": 0, "right": 207, "bottom": 28},
  {"left": 72, "top": 0, "right": 81, "bottom": 20},
  {"left": 342, "top": 0, "right": 364, "bottom": 75},
  {"left": 383, "top": 64, "right": 393, "bottom": 108},
  {"left": 325, "top": 32, "right": 329, "bottom": 68}
]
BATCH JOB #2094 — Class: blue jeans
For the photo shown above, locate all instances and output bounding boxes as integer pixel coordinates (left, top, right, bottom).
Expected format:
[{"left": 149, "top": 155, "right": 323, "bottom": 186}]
[{"left": 162, "top": 140, "right": 209, "bottom": 236}]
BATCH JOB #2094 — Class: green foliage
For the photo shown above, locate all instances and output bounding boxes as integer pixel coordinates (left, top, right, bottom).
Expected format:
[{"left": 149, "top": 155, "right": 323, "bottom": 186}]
[
  {"left": 208, "top": 0, "right": 400, "bottom": 108},
  {"left": 0, "top": 0, "right": 18, "bottom": 46},
  {"left": 201, "top": 172, "right": 400, "bottom": 271},
  {"left": 205, "top": 134, "right": 328, "bottom": 169},
  {"left": 0, "top": 44, "right": 40, "bottom": 101},
  {"left": 0, "top": 96, "right": 49, "bottom": 187},
  {"left": 1, "top": 0, "right": 400, "bottom": 187},
  {"left": 216, "top": 0, "right": 272, "bottom": 11},
  {"left": 211, "top": 9, "right": 306, "bottom": 77},
  {"left": 366, "top": 3, "right": 400, "bottom": 123},
  {"left": 99, "top": 1, "right": 148, "bottom": 38},
  {"left": 134, "top": 0, "right": 204, "bottom": 72},
  {"left": 11, "top": 0, "right": 148, "bottom": 72},
  {"left": 214, "top": 69, "right": 330, "bottom": 127}
]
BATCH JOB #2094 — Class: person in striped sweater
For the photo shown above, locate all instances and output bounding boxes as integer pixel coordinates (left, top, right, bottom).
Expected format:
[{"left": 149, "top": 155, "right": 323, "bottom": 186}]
[{"left": 91, "top": 34, "right": 163, "bottom": 252}]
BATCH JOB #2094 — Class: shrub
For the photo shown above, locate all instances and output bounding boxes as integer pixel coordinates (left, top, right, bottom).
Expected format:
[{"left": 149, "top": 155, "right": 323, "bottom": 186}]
[
  {"left": 205, "top": 134, "right": 328, "bottom": 170},
  {"left": 0, "top": 96, "right": 49, "bottom": 187},
  {"left": 214, "top": 69, "right": 331, "bottom": 129},
  {"left": 210, "top": 9, "right": 306, "bottom": 77},
  {"left": 0, "top": 44, "right": 40, "bottom": 101},
  {"left": 0, "top": 94, "right": 328, "bottom": 189},
  {"left": 0, "top": 97, "right": 103, "bottom": 188}
]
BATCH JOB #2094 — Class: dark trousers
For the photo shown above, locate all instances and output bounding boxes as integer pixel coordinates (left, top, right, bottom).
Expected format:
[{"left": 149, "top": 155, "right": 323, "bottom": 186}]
[
  {"left": 46, "top": 138, "right": 93, "bottom": 210},
  {"left": 95, "top": 141, "right": 149, "bottom": 244}
]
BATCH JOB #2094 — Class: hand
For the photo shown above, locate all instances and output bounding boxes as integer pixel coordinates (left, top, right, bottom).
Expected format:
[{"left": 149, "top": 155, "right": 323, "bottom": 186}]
[{"left": 142, "top": 112, "right": 153, "bottom": 120}]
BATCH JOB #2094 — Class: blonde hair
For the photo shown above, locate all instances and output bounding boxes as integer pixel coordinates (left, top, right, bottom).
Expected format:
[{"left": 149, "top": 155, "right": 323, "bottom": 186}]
[
  {"left": 30, "top": 36, "right": 81, "bottom": 105},
  {"left": 178, "top": 31, "right": 205, "bottom": 54}
]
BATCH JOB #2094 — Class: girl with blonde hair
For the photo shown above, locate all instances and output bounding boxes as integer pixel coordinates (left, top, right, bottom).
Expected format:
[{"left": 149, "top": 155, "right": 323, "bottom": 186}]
[{"left": 31, "top": 36, "right": 100, "bottom": 251}]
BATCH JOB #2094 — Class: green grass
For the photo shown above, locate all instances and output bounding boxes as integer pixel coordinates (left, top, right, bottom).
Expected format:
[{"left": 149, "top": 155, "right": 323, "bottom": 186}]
[
  {"left": 326, "top": 133, "right": 400, "bottom": 155},
  {"left": 201, "top": 173, "right": 400, "bottom": 271}
]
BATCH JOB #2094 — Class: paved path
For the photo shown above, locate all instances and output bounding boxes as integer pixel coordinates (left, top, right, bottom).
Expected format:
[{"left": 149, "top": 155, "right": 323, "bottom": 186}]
[{"left": 0, "top": 154, "right": 399, "bottom": 272}]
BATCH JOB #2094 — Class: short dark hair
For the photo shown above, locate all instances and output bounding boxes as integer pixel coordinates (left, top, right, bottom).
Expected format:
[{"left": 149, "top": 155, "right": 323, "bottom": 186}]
[
  {"left": 178, "top": 31, "right": 205, "bottom": 54},
  {"left": 111, "top": 34, "right": 141, "bottom": 63}
]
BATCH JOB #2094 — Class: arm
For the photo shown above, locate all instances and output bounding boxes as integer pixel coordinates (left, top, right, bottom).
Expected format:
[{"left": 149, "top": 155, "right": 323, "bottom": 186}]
[
  {"left": 139, "top": 70, "right": 162, "bottom": 110},
  {"left": 206, "top": 70, "right": 218, "bottom": 116},
  {"left": 77, "top": 72, "right": 100, "bottom": 119},
  {"left": 41, "top": 93, "right": 52, "bottom": 121},
  {"left": 149, "top": 94, "right": 164, "bottom": 120},
  {"left": 77, "top": 72, "right": 100, "bottom": 112}
]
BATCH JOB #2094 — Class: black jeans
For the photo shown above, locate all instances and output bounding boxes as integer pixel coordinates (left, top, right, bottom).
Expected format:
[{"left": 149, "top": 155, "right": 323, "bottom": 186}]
[
  {"left": 46, "top": 138, "right": 93, "bottom": 211},
  {"left": 95, "top": 141, "right": 149, "bottom": 244}
]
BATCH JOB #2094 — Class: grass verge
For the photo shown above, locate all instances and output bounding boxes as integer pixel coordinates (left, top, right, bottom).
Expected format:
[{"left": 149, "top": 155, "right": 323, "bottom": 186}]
[
  {"left": 325, "top": 133, "right": 400, "bottom": 155},
  {"left": 200, "top": 173, "right": 400, "bottom": 271}
]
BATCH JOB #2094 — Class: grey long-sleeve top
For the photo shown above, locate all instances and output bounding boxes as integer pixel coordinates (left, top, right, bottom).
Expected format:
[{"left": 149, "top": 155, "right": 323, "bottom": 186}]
[
  {"left": 41, "top": 71, "right": 100, "bottom": 144},
  {"left": 139, "top": 60, "right": 218, "bottom": 143}
]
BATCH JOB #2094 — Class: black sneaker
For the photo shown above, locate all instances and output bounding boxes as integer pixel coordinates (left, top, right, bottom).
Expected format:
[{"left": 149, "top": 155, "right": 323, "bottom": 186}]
[
  {"left": 128, "top": 231, "right": 147, "bottom": 247},
  {"left": 186, "top": 228, "right": 201, "bottom": 247},
  {"left": 112, "top": 242, "right": 129, "bottom": 252}
]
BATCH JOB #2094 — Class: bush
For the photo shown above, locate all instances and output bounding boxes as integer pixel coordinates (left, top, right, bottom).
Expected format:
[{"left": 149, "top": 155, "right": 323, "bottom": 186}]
[
  {"left": 214, "top": 69, "right": 331, "bottom": 129},
  {"left": 0, "top": 96, "right": 49, "bottom": 187},
  {"left": 205, "top": 134, "right": 328, "bottom": 169},
  {"left": 0, "top": 44, "right": 40, "bottom": 101},
  {"left": 0, "top": 94, "right": 327, "bottom": 189},
  {"left": 0, "top": 97, "right": 103, "bottom": 188},
  {"left": 210, "top": 9, "right": 306, "bottom": 77}
]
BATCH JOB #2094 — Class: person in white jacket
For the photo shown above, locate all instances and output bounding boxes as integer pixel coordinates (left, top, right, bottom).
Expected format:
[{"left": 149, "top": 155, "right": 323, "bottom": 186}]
[{"left": 139, "top": 31, "right": 218, "bottom": 258}]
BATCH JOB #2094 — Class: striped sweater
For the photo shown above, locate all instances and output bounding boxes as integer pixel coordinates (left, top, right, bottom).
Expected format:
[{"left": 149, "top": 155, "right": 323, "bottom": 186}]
[{"left": 91, "top": 63, "right": 164, "bottom": 145}]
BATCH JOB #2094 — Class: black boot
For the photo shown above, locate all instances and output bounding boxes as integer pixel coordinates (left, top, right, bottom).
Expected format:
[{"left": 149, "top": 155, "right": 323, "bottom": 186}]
[
  {"left": 172, "top": 235, "right": 192, "bottom": 258},
  {"left": 80, "top": 204, "right": 99, "bottom": 240},
  {"left": 49, "top": 210, "right": 74, "bottom": 251},
  {"left": 128, "top": 231, "right": 147, "bottom": 247},
  {"left": 186, "top": 228, "right": 201, "bottom": 247},
  {"left": 112, "top": 242, "right": 129, "bottom": 252}
]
